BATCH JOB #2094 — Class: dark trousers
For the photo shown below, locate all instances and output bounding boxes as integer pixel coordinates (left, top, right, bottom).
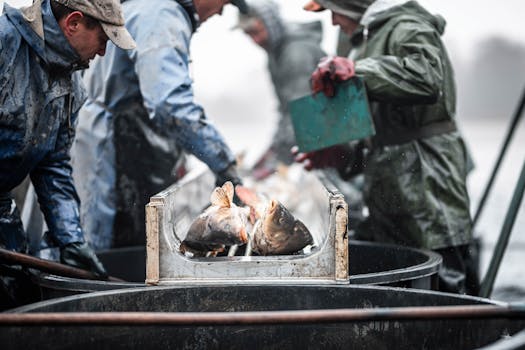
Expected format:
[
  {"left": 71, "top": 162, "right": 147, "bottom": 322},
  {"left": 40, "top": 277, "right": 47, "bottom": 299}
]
[
  {"left": 434, "top": 242, "right": 481, "bottom": 295},
  {"left": 0, "top": 193, "right": 27, "bottom": 252}
]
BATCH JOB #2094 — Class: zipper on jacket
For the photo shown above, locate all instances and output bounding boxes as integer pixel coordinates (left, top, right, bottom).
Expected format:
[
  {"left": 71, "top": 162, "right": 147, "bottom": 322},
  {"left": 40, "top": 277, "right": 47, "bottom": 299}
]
[{"left": 362, "top": 26, "right": 369, "bottom": 54}]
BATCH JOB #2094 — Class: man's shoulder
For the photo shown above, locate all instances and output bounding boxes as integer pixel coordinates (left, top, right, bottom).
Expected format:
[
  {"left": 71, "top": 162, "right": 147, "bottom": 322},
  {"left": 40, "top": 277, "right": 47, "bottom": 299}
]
[
  {"left": 0, "top": 15, "right": 23, "bottom": 76},
  {"left": 126, "top": 0, "right": 189, "bottom": 23},
  {"left": 125, "top": 0, "right": 192, "bottom": 40},
  {"left": 374, "top": 8, "right": 440, "bottom": 36},
  {"left": 0, "top": 14, "right": 21, "bottom": 47}
]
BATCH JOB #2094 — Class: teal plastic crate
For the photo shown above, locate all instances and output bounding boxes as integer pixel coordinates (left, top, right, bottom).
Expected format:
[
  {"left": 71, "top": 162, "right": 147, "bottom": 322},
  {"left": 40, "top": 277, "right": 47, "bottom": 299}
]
[{"left": 289, "top": 77, "right": 375, "bottom": 152}]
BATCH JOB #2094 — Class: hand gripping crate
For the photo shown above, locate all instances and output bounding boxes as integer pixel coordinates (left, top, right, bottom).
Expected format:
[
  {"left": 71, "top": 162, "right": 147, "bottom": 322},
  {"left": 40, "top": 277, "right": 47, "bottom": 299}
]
[{"left": 145, "top": 165, "right": 349, "bottom": 285}]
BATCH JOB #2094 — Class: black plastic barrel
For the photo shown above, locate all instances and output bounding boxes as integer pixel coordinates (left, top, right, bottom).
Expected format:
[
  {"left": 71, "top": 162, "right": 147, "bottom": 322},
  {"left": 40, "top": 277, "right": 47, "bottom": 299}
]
[
  {"left": 477, "top": 328, "right": 525, "bottom": 350},
  {"left": 348, "top": 240, "right": 441, "bottom": 289},
  {"left": 34, "top": 240, "right": 441, "bottom": 298},
  {"left": 2, "top": 285, "right": 524, "bottom": 349}
]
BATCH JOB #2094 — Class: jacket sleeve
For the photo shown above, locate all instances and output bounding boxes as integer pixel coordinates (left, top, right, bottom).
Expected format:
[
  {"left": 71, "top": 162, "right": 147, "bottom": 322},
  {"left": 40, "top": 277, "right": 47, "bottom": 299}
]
[
  {"left": 276, "top": 43, "right": 324, "bottom": 109},
  {"left": 354, "top": 20, "right": 444, "bottom": 104},
  {"left": 131, "top": 4, "right": 235, "bottom": 173},
  {"left": 30, "top": 108, "right": 84, "bottom": 248}
]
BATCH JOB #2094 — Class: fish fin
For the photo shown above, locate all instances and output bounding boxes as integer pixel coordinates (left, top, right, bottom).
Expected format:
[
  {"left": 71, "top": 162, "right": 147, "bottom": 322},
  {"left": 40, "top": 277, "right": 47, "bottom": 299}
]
[
  {"left": 206, "top": 246, "right": 225, "bottom": 257},
  {"left": 179, "top": 241, "right": 205, "bottom": 257},
  {"left": 179, "top": 242, "right": 188, "bottom": 254},
  {"left": 249, "top": 206, "right": 257, "bottom": 225},
  {"left": 222, "top": 181, "right": 234, "bottom": 205},
  {"left": 210, "top": 184, "right": 232, "bottom": 208},
  {"left": 239, "top": 227, "right": 248, "bottom": 243}
]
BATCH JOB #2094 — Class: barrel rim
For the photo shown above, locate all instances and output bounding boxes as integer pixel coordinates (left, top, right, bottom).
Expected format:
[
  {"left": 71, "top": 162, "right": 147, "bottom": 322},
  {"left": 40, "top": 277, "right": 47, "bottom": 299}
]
[
  {"left": 33, "top": 241, "right": 444, "bottom": 292},
  {"left": 6, "top": 283, "right": 506, "bottom": 314},
  {"left": 348, "top": 240, "right": 443, "bottom": 284}
]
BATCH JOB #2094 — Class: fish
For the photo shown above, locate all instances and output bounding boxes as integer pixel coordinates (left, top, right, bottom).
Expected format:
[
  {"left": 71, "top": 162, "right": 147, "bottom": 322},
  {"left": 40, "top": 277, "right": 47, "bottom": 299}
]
[
  {"left": 180, "top": 181, "right": 250, "bottom": 256},
  {"left": 235, "top": 185, "right": 314, "bottom": 255}
]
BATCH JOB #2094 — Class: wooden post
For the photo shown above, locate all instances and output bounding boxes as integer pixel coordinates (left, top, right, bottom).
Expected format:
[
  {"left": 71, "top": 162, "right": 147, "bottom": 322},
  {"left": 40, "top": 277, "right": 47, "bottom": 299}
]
[
  {"left": 335, "top": 201, "right": 349, "bottom": 282},
  {"left": 145, "top": 200, "right": 161, "bottom": 285}
]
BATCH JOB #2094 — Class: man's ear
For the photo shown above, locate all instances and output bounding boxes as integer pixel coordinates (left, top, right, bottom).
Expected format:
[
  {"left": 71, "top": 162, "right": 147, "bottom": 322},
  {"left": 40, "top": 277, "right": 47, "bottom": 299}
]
[{"left": 59, "top": 11, "right": 85, "bottom": 37}]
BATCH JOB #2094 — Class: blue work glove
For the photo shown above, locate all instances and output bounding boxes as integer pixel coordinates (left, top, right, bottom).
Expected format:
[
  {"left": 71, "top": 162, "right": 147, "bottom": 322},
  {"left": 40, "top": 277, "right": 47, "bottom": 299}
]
[{"left": 60, "top": 242, "right": 108, "bottom": 279}]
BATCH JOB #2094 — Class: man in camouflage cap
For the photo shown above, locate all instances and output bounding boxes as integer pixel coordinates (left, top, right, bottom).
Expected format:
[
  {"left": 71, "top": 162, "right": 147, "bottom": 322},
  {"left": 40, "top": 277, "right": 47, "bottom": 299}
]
[
  {"left": 296, "top": 0, "right": 479, "bottom": 295},
  {"left": 0, "top": 0, "right": 136, "bottom": 305},
  {"left": 52, "top": 0, "right": 136, "bottom": 52}
]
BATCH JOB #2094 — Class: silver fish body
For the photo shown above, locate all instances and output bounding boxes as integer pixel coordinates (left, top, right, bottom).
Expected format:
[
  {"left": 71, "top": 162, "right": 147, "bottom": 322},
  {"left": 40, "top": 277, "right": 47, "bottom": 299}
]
[{"left": 181, "top": 182, "right": 249, "bottom": 256}]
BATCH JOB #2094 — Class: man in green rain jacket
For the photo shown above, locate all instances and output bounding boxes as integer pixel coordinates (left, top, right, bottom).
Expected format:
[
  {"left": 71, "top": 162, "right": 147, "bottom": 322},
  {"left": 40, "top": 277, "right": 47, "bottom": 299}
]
[{"left": 298, "top": 0, "right": 478, "bottom": 294}]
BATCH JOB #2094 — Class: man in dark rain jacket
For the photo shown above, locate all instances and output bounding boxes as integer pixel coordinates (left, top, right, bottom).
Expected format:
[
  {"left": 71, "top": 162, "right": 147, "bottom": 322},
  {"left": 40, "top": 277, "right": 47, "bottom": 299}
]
[
  {"left": 235, "top": 0, "right": 326, "bottom": 179},
  {"left": 71, "top": 0, "right": 248, "bottom": 250},
  {"left": 297, "top": 0, "right": 478, "bottom": 294},
  {"left": 0, "top": 0, "right": 136, "bottom": 283}
]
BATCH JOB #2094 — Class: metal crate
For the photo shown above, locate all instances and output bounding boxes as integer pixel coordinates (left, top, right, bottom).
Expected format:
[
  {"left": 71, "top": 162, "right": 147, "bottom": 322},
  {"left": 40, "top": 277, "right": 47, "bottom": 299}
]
[{"left": 145, "top": 165, "right": 348, "bottom": 285}]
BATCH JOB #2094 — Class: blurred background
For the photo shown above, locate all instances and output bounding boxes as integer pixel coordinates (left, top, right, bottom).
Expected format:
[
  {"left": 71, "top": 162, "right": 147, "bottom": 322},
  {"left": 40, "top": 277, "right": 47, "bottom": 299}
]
[{"left": 2, "top": 0, "right": 525, "bottom": 299}]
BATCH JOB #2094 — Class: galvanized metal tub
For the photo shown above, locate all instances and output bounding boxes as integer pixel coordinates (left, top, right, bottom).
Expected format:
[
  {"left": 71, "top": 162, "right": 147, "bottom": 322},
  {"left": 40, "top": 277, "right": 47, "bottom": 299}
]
[
  {"left": 34, "top": 240, "right": 441, "bottom": 298},
  {"left": 2, "top": 285, "right": 524, "bottom": 349}
]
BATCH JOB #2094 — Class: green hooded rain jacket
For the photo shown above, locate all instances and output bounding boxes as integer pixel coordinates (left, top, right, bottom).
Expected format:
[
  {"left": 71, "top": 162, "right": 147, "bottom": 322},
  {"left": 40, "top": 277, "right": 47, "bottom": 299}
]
[{"left": 343, "top": 1, "right": 472, "bottom": 250}]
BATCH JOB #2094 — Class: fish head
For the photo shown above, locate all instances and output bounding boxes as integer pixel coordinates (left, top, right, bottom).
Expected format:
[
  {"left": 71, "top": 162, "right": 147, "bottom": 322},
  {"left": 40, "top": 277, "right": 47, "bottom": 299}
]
[
  {"left": 290, "top": 220, "right": 314, "bottom": 248},
  {"left": 253, "top": 200, "right": 314, "bottom": 255},
  {"left": 263, "top": 200, "right": 295, "bottom": 233},
  {"left": 206, "top": 207, "right": 249, "bottom": 245}
]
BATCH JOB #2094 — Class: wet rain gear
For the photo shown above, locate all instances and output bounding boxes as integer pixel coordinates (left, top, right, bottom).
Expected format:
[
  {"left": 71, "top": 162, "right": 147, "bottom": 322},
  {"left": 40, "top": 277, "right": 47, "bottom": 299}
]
[
  {"left": 266, "top": 21, "right": 326, "bottom": 164},
  {"left": 0, "top": 0, "right": 87, "bottom": 251},
  {"left": 339, "top": 1, "right": 472, "bottom": 251},
  {"left": 71, "top": 0, "right": 237, "bottom": 249}
]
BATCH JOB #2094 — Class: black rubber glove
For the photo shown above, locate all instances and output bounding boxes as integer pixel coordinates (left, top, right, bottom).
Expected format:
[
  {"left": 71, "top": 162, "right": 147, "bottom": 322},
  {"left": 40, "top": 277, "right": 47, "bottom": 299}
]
[
  {"left": 60, "top": 242, "right": 108, "bottom": 279},
  {"left": 215, "top": 163, "right": 242, "bottom": 188},
  {"left": 292, "top": 144, "right": 352, "bottom": 172},
  {"left": 214, "top": 163, "right": 243, "bottom": 205}
]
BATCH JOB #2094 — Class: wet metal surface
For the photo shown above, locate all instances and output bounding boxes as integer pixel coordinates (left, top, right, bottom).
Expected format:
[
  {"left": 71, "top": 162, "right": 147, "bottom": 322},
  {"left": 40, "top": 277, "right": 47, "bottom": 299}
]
[
  {"left": 2, "top": 285, "right": 525, "bottom": 349},
  {"left": 34, "top": 240, "right": 441, "bottom": 299}
]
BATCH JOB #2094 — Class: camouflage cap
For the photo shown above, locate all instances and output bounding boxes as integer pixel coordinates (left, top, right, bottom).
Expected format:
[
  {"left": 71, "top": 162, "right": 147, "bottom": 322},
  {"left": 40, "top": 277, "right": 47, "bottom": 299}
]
[
  {"left": 53, "top": 0, "right": 136, "bottom": 49},
  {"left": 303, "top": 0, "right": 374, "bottom": 20}
]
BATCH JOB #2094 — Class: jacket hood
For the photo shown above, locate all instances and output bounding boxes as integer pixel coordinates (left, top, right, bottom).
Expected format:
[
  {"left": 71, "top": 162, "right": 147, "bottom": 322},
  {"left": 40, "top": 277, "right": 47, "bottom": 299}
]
[
  {"left": 5, "top": 0, "right": 82, "bottom": 73},
  {"left": 356, "top": 0, "right": 446, "bottom": 37},
  {"left": 242, "top": 0, "right": 284, "bottom": 51}
]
